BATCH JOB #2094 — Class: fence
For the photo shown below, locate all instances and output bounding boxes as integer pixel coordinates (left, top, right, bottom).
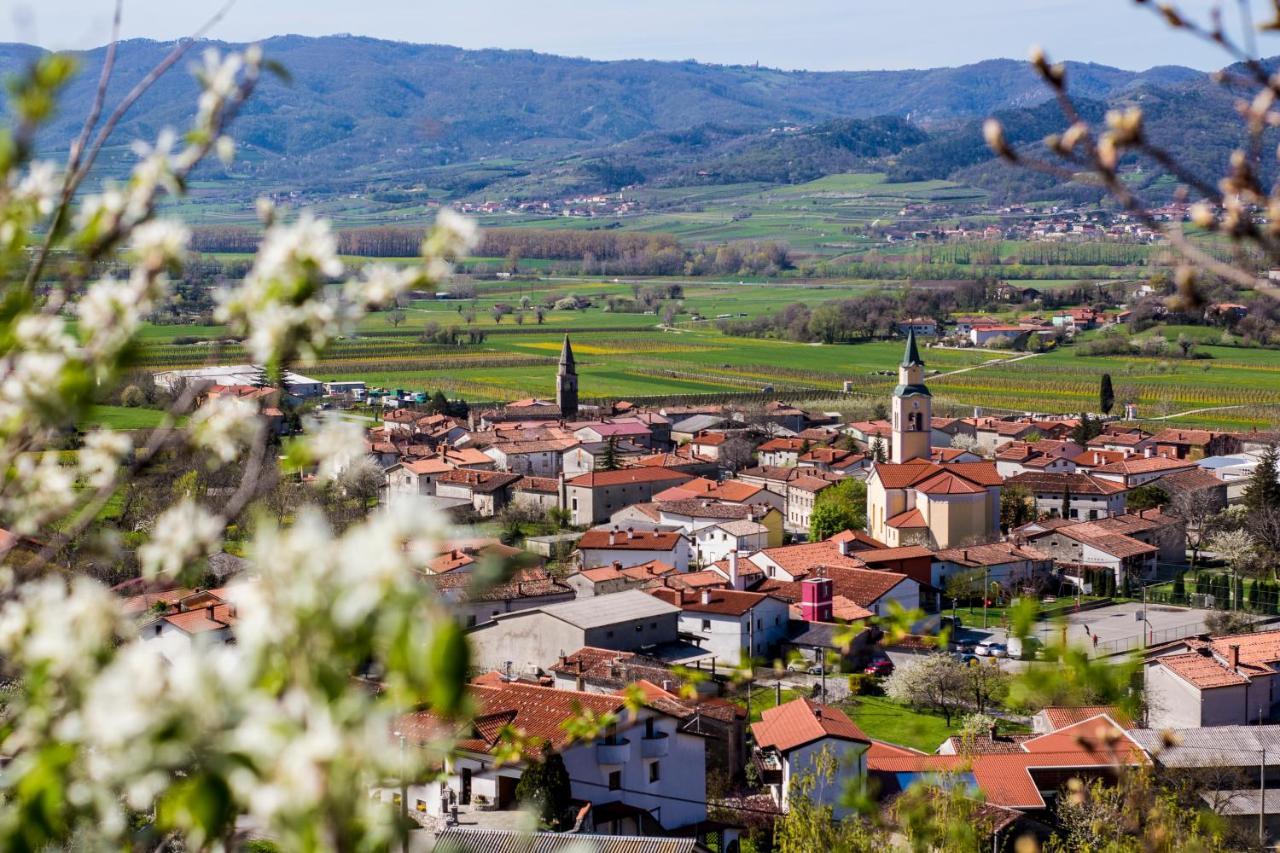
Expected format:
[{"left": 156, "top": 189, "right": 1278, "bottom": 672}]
[{"left": 1093, "top": 619, "right": 1210, "bottom": 656}]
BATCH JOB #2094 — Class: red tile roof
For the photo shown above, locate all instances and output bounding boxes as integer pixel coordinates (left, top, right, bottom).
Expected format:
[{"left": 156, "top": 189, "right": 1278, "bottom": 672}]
[
  {"left": 752, "top": 698, "right": 868, "bottom": 753},
  {"left": 654, "top": 587, "right": 775, "bottom": 616},
  {"left": 886, "top": 508, "right": 928, "bottom": 529},
  {"left": 758, "top": 566, "right": 909, "bottom": 608},
  {"left": 569, "top": 468, "right": 692, "bottom": 488},
  {"left": 1038, "top": 706, "right": 1132, "bottom": 731},
  {"left": 578, "top": 529, "right": 684, "bottom": 552}
]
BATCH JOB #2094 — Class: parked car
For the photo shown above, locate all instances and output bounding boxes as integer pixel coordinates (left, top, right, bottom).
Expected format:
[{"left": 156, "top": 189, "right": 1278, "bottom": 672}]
[
  {"left": 864, "top": 658, "right": 895, "bottom": 676},
  {"left": 1007, "top": 637, "right": 1042, "bottom": 660},
  {"left": 975, "top": 641, "right": 1008, "bottom": 658},
  {"left": 786, "top": 660, "right": 811, "bottom": 673},
  {"left": 952, "top": 652, "right": 980, "bottom": 667},
  {"left": 806, "top": 663, "right": 827, "bottom": 676},
  {"left": 952, "top": 638, "right": 977, "bottom": 654}
]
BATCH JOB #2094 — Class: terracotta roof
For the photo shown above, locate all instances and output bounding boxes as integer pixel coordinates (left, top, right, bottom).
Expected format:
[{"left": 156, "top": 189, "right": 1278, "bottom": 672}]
[
  {"left": 160, "top": 603, "right": 237, "bottom": 634},
  {"left": 691, "top": 432, "right": 730, "bottom": 446},
  {"left": 752, "top": 698, "right": 868, "bottom": 753},
  {"left": 656, "top": 587, "right": 775, "bottom": 617},
  {"left": 758, "top": 566, "right": 908, "bottom": 608},
  {"left": 578, "top": 528, "right": 684, "bottom": 552},
  {"left": 400, "top": 679, "right": 630, "bottom": 754},
  {"left": 436, "top": 469, "right": 523, "bottom": 493},
  {"left": 657, "top": 499, "right": 757, "bottom": 520},
  {"left": 430, "top": 568, "right": 571, "bottom": 602},
  {"left": 1091, "top": 456, "right": 1197, "bottom": 476},
  {"left": 857, "top": 545, "right": 933, "bottom": 564},
  {"left": 1151, "top": 428, "right": 1218, "bottom": 446},
  {"left": 569, "top": 468, "right": 691, "bottom": 488},
  {"left": 934, "top": 542, "right": 1047, "bottom": 568},
  {"left": 788, "top": 595, "right": 873, "bottom": 622},
  {"left": 654, "top": 569, "right": 730, "bottom": 591},
  {"left": 759, "top": 437, "right": 807, "bottom": 452},
  {"left": 788, "top": 474, "right": 837, "bottom": 494},
  {"left": 915, "top": 470, "right": 986, "bottom": 496},
  {"left": 516, "top": 476, "right": 560, "bottom": 493},
  {"left": 870, "top": 459, "right": 940, "bottom": 489},
  {"left": 886, "top": 508, "right": 928, "bottom": 529},
  {"left": 1158, "top": 652, "right": 1250, "bottom": 688},
  {"left": 1157, "top": 467, "right": 1225, "bottom": 492},
  {"left": 752, "top": 541, "right": 867, "bottom": 577},
  {"left": 1039, "top": 706, "right": 1132, "bottom": 731},
  {"left": 1005, "top": 471, "right": 1127, "bottom": 496},
  {"left": 827, "top": 529, "right": 888, "bottom": 551}
]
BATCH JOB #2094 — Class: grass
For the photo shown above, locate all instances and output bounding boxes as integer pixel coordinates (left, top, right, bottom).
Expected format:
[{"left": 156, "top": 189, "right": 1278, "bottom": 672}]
[
  {"left": 84, "top": 405, "right": 167, "bottom": 430},
  {"left": 842, "top": 694, "right": 962, "bottom": 753},
  {"left": 737, "top": 687, "right": 803, "bottom": 723}
]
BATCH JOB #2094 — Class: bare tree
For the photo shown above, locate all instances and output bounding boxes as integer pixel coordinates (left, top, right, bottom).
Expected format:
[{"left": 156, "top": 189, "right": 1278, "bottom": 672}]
[{"left": 1169, "top": 488, "right": 1221, "bottom": 568}]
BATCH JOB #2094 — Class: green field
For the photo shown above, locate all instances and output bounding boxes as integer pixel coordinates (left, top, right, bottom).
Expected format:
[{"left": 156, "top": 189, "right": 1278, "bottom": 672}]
[{"left": 85, "top": 405, "right": 168, "bottom": 430}]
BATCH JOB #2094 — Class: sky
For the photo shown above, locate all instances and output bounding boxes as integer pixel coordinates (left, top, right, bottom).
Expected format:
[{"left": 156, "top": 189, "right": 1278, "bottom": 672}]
[{"left": 5, "top": 0, "right": 1276, "bottom": 72}]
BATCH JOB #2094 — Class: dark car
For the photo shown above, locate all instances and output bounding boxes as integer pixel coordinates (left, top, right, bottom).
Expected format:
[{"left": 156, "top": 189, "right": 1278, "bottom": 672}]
[{"left": 864, "top": 658, "right": 895, "bottom": 676}]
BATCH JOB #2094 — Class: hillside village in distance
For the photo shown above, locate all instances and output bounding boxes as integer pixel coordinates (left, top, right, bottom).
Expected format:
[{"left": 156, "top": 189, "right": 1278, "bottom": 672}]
[{"left": 132, "top": 323, "right": 1280, "bottom": 852}]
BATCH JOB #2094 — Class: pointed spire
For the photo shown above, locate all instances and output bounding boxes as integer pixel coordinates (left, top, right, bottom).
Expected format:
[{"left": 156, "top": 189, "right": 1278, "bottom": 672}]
[
  {"left": 559, "top": 334, "right": 576, "bottom": 372},
  {"left": 901, "top": 327, "right": 923, "bottom": 367}
]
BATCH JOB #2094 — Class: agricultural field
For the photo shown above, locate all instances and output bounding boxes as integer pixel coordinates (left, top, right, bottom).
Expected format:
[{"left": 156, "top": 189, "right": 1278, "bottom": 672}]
[{"left": 127, "top": 277, "right": 1280, "bottom": 427}]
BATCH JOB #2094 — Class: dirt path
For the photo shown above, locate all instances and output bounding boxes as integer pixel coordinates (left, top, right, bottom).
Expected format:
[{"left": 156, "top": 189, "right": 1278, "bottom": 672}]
[
  {"left": 1147, "top": 404, "right": 1246, "bottom": 421},
  {"left": 929, "top": 351, "right": 1045, "bottom": 379}
]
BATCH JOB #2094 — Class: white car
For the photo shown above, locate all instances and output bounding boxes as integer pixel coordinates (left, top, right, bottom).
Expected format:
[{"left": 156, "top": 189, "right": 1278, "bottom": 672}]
[{"left": 975, "top": 641, "right": 1008, "bottom": 658}]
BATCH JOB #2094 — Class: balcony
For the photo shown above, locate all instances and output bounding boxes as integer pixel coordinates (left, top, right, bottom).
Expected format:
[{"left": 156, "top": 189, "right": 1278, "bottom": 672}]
[
  {"left": 596, "top": 738, "right": 631, "bottom": 765},
  {"left": 640, "top": 732, "right": 669, "bottom": 758}
]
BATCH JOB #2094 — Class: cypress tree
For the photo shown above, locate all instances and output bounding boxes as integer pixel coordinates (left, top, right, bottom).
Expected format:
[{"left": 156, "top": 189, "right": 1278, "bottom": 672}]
[
  {"left": 1172, "top": 572, "right": 1186, "bottom": 604},
  {"left": 1248, "top": 579, "right": 1258, "bottom": 611},
  {"left": 1099, "top": 373, "right": 1115, "bottom": 415}
]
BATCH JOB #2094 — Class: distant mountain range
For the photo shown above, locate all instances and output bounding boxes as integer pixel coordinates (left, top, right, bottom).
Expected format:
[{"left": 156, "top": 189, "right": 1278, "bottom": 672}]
[{"left": 0, "top": 35, "right": 1259, "bottom": 208}]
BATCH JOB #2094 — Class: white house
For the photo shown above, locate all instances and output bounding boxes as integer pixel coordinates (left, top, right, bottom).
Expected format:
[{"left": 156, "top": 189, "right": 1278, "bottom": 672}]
[
  {"left": 652, "top": 588, "right": 791, "bottom": 667},
  {"left": 692, "top": 520, "right": 770, "bottom": 566},
  {"left": 577, "top": 527, "right": 692, "bottom": 572},
  {"left": 1145, "top": 630, "right": 1280, "bottom": 730},
  {"left": 388, "top": 678, "right": 707, "bottom": 831},
  {"left": 752, "top": 698, "right": 870, "bottom": 817}
]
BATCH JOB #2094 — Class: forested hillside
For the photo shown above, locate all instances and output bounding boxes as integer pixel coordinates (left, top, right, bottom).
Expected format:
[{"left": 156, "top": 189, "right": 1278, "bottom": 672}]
[{"left": 0, "top": 35, "right": 1257, "bottom": 207}]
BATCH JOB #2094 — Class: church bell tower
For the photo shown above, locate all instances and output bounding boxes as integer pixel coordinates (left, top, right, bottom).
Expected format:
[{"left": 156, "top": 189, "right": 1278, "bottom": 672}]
[
  {"left": 891, "top": 328, "right": 931, "bottom": 463},
  {"left": 557, "top": 334, "right": 579, "bottom": 419}
]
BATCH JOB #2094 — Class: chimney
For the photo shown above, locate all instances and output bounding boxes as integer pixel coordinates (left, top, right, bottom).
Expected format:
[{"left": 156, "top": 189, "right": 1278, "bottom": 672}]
[
  {"left": 701, "top": 588, "right": 712, "bottom": 605},
  {"left": 662, "top": 679, "right": 674, "bottom": 692},
  {"left": 206, "top": 604, "right": 216, "bottom": 622},
  {"left": 837, "top": 538, "right": 852, "bottom": 557},
  {"left": 613, "top": 561, "right": 622, "bottom": 571},
  {"left": 729, "top": 551, "right": 742, "bottom": 590},
  {"left": 609, "top": 530, "right": 616, "bottom": 546},
  {"left": 814, "top": 706, "right": 822, "bottom": 719},
  {"left": 1230, "top": 644, "right": 1241, "bottom": 670},
  {"left": 1144, "top": 446, "right": 1153, "bottom": 459},
  {"left": 989, "top": 721, "right": 999, "bottom": 741}
]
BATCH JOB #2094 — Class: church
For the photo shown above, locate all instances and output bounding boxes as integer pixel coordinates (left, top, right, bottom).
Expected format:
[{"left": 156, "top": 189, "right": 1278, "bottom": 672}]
[{"left": 866, "top": 331, "right": 1003, "bottom": 549}]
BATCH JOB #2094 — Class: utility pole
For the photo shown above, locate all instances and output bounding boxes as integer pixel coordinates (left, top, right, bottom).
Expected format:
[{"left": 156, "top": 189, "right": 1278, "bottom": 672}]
[
  {"left": 983, "top": 566, "right": 990, "bottom": 629},
  {"left": 1261, "top": 744, "right": 1266, "bottom": 849}
]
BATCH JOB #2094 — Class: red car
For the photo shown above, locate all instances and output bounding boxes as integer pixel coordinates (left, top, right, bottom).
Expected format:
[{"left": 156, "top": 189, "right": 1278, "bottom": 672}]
[{"left": 864, "top": 658, "right": 895, "bottom": 676}]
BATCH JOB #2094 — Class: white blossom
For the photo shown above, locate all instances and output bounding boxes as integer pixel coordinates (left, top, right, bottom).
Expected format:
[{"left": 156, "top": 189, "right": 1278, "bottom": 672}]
[
  {"left": 434, "top": 207, "right": 479, "bottom": 255},
  {"left": 137, "top": 499, "right": 224, "bottom": 579},
  {"left": 14, "top": 160, "right": 60, "bottom": 216},
  {"left": 189, "top": 394, "right": 263, "bottom": 464},
  {"left": 344, "top": 263, "right": 416, "bottom": 308},
  {"left": 130, "top": 218, "right": 190, "bottom": 268},
  {"left": 301, "top": 414, "right": 366, "bottom": 481},
  {"left": 78, "top": 429, "right": 132, "bottom": 490}
]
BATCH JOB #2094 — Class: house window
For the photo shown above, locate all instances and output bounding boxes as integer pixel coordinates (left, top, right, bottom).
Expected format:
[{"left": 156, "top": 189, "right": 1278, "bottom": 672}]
[
  {"left": 608, "top": 771, "right": 622, "bottom": 791},
  {"left": 649, "top": 761, "right": 661, "bottom": 783},
  {"left": 701, "top": 619, "right": 711, "bottom": 631}
]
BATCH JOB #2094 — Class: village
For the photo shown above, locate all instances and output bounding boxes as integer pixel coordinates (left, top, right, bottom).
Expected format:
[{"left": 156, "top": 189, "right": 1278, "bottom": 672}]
[{"left": 128, "top": 330, "right": 1280, "bottom": 851}]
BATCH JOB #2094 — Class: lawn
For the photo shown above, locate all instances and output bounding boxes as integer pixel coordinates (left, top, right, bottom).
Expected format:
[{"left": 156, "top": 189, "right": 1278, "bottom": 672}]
[
  {"left": 842, "top": 694, "right": 961, "bottom": 753},
  {"left": 84, "top": 405, "right": 168, "bottom": 430},
  {"left": 737, "top": 687, "right": 803, "bottom": 723}
]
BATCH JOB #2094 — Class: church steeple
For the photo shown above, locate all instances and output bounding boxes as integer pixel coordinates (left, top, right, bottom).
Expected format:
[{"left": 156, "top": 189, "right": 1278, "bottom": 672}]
[
  {"left": 902, "top": 327, "right": 923, "bottom": 367},
  {"left": 557, "top": 334, "right": 578, "bottom": 419}
]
